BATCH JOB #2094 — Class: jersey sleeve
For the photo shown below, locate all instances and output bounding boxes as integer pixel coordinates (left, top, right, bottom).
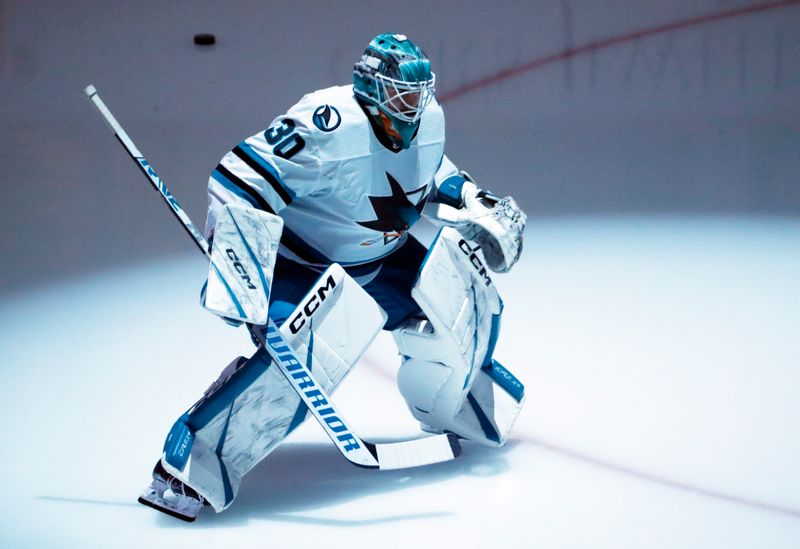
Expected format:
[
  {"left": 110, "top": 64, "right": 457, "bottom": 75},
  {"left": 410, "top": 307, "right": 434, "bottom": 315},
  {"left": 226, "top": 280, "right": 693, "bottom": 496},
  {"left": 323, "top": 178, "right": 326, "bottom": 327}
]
[{"left": 204, "top": 98, "right": 323, "bottom": 238}]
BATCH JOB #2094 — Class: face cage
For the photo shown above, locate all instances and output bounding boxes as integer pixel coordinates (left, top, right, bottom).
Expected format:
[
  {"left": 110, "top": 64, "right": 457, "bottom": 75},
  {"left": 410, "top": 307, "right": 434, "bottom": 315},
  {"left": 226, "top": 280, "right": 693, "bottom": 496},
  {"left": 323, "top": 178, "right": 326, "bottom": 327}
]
[{"left": 373, "top": 72, "right": 436, "bottom": 124}]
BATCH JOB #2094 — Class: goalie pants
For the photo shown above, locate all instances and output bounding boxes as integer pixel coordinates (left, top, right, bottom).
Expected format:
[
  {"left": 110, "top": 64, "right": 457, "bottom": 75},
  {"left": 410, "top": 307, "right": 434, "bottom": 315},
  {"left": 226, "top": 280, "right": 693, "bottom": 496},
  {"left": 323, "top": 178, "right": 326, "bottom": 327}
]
[{"left": 269, "top": 235, "right": 427, "bottom": 330}]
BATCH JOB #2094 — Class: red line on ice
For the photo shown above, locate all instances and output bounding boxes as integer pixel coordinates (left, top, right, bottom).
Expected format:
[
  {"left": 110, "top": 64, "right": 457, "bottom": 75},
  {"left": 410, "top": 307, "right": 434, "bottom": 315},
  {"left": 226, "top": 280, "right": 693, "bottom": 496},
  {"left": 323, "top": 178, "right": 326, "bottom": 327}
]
[
  {"left": 364, "top": 358, "right": 800, "bottom": 519},
  {"left": 527, "top": 436, "right": 800, "bottom": 520},
  {"left": 438, "top": 0, "right": 800, "bottom": 103},
  {"left": 364, "top": 0, "right": 800, "bottom": 524}
]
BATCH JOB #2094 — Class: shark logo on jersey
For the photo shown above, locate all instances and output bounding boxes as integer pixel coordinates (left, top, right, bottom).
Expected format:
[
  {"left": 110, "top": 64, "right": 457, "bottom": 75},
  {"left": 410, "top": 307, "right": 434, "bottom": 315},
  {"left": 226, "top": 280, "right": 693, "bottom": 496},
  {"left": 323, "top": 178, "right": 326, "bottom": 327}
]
[
  {"left": 357, "top": 172, "right": 428, "bottom": 246},
  {"left": 312, "top": 105, "right": 342, "bottom": 132}
]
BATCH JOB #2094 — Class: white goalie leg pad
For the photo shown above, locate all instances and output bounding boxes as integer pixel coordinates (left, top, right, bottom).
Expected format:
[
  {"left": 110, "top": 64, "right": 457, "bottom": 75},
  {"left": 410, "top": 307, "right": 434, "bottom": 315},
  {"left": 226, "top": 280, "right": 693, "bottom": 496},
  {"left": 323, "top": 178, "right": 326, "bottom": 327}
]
[
  {"left": 393, "top": 228, "right": 523, "bottom": 446},
  {"left": 161, "top": 264, "right": 386, "bottom": 511}
]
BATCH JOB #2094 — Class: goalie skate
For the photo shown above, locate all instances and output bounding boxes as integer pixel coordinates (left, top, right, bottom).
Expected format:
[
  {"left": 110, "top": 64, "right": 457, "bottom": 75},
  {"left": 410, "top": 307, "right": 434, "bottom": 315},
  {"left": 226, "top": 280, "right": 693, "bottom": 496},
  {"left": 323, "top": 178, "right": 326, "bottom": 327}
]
[{"left": 137, "top": 462, "right": 205, "bottom": 522}]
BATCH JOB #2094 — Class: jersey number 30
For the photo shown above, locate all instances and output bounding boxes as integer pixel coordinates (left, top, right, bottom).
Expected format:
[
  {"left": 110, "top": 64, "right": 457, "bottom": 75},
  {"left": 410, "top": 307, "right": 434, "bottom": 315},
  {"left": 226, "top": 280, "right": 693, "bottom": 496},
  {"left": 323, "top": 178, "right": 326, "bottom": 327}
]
[{"left": 265, "top": 119, "right": 305, "bottom": 160}]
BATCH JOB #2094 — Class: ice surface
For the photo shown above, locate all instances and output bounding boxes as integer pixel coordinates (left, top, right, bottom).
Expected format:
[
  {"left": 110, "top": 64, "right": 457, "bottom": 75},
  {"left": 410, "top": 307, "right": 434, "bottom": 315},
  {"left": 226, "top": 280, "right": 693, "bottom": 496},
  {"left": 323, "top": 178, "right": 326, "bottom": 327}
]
[{"left": 1, "top": 218, "right": 799, "bottom": 548}]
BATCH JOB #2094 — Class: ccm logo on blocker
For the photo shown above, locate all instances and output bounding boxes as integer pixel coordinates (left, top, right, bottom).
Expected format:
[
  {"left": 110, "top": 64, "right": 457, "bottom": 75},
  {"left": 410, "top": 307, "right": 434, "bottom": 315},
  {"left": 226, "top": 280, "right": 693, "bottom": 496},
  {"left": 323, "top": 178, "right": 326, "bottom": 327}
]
[{"left": 225, "top": 248, "right": 257, "bottom": 290}]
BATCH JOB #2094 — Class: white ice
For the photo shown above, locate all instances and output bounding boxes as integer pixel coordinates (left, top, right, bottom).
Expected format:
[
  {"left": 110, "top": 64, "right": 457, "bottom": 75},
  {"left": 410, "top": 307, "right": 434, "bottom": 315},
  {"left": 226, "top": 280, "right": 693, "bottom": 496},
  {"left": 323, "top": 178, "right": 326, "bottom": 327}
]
[{"left": 1, "top": 217, "right": 799, "bottom": 548}]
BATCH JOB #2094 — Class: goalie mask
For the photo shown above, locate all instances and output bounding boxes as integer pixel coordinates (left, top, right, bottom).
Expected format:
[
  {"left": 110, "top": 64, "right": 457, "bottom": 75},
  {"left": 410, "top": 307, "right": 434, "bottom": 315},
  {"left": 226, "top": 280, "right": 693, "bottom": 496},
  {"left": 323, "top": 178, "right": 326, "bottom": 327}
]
[{"left": 353, "top": 33, "right": 436, "bottom": 150}]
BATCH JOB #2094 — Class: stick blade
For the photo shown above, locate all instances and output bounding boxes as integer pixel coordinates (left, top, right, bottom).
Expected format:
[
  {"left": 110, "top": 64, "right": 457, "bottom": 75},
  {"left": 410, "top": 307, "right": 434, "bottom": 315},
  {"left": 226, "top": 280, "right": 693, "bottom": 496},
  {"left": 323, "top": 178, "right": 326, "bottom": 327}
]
[{"left": 375, "top": 433, "right": 461, "bottom": 470}]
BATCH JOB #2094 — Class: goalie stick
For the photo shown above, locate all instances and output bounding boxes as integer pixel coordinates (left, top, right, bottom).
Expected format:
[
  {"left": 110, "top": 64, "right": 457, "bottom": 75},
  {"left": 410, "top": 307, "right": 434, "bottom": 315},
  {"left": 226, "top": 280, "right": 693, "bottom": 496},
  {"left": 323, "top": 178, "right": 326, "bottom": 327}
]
[{"left": 83, "top": 84, "right": 461, "bottom": 470}]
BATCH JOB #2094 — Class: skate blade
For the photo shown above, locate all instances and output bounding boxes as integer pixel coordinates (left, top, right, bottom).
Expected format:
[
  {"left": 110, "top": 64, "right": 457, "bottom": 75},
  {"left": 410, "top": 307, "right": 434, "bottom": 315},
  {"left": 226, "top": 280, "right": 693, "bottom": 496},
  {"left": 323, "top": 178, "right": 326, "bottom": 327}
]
[{"left": 138, "top": 495, "right": 198, "bottom": 523}]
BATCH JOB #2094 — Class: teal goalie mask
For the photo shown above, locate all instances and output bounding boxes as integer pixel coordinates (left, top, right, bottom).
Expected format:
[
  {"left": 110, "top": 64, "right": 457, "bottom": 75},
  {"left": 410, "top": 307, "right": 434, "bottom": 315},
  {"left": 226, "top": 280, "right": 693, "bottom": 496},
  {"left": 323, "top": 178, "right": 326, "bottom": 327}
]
[{"left": 353, "top": 33, "right": 436, "bottom": 149}]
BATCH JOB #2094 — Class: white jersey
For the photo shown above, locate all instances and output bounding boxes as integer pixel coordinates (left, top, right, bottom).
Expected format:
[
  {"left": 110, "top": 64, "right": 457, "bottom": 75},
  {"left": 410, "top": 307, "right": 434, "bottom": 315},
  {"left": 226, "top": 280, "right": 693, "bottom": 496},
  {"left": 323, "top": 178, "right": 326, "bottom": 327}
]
[{"left": 205, "top": 84, "right": 459, "bottom": 268}]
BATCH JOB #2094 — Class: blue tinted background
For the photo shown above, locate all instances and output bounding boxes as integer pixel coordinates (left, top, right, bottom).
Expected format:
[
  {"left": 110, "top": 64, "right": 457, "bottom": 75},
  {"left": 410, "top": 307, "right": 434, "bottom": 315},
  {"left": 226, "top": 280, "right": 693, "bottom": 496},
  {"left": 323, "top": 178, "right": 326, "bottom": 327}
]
[{"left": 0, "top": 0, "right": 798, "bottom": 293}]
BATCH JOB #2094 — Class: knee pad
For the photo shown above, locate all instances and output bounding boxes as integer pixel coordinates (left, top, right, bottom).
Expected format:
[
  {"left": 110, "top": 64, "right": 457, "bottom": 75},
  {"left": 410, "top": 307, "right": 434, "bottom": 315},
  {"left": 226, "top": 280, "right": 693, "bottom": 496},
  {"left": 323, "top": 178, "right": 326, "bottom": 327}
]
[{"left": 397, "top": 357, "right": 465, "bottom": 429}]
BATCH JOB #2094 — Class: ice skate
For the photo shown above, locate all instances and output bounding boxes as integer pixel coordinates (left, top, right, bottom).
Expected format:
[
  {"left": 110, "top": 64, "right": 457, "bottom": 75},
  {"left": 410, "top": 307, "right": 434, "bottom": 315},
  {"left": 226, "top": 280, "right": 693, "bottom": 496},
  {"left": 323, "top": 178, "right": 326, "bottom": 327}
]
[{"left": 137, "top": 461, "right": 205, "bottom": 522}]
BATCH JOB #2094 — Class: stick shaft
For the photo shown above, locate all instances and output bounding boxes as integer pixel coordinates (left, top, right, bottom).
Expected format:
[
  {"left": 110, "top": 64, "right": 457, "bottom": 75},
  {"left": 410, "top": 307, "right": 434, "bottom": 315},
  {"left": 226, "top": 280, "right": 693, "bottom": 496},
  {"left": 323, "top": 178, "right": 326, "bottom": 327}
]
[
  {"left": 83, "top": 85, "right": 209, "bottom": 256},
  {"left": 84, "top": 84, "right": 381, "bottom": 468}
]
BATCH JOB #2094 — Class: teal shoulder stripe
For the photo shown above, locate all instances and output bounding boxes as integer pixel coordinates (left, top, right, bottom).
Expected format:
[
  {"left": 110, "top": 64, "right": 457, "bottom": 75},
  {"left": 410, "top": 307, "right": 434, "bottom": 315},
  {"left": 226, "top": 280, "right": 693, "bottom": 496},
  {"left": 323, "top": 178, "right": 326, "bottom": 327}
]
[
  {"left": 211, "top": 169, "right": 258, "bottom": 209},
  {"left": 213, "top": 165, "right": 277, "bottom": 214},
  {"left": 236, "top": 142, "right": 296, "bottom": 203}
]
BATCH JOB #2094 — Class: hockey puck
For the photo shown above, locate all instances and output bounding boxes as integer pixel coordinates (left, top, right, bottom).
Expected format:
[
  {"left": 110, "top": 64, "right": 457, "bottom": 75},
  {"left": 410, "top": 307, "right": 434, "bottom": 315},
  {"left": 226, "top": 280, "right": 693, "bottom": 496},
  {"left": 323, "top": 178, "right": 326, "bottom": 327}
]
[{"left": 193, "top": 33, "right": 216, "bottom": 46}]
